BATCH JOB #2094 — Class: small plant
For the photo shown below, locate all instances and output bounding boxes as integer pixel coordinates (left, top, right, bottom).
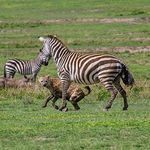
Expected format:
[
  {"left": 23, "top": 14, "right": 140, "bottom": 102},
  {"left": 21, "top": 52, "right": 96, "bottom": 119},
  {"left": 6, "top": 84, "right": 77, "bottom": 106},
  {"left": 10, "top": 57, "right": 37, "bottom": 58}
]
[
  {"left": 98, "top": 89, "right": 110, "bottom": 101},
  {"left": 93, "top": 85, "right": 110, "bottom": 101},
  {"left": 130, "top": 9, "right": 145, "bottom": 15}
]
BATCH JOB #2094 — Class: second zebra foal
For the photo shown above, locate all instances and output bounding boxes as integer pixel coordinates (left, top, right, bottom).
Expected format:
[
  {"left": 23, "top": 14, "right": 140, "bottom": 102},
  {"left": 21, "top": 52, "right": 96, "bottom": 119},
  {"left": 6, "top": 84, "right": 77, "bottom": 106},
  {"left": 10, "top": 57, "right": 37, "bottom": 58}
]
[{"left": 4, "top": 51, "right": 49, "bottom": 82}]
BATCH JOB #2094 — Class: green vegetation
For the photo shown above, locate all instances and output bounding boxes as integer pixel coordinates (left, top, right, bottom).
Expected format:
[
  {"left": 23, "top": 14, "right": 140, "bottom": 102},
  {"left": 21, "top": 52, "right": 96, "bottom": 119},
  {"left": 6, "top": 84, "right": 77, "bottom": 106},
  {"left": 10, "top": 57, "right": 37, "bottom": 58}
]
[{"left": 0, "top": 0, "right": 150, "bottom": 149}]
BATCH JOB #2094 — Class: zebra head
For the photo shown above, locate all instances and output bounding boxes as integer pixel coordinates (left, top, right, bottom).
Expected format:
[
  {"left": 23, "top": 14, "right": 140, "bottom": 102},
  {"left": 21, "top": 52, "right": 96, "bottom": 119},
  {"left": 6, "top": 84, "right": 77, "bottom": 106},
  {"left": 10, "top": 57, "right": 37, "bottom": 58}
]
[
  {"left": 39, "top": 35, "right": 69, "bottom": 64},
  {"left": 38, "top": 51, "right": 50, "bottom": 66},
  {"left": 39, "top": 36, "right": 53, "bottom": 59}
]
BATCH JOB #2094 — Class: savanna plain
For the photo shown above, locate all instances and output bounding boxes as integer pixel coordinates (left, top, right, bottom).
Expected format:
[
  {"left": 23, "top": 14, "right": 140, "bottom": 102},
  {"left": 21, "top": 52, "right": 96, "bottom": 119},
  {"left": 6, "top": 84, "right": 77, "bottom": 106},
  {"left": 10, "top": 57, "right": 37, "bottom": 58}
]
[{"left": 0, "top": 0, "right": 150, "bottom": 149}]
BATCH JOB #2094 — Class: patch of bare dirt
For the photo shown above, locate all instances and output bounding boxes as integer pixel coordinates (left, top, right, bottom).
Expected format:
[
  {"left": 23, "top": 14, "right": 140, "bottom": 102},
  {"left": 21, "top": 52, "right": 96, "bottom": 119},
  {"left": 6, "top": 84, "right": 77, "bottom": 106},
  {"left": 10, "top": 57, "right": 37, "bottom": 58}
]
[
  {"left": 1, "top": 17, "right": 149, "bottom": 24},
  {"left": 24, "top": 17, "right": 150, "bottom": 24},
  {"left": 138, "top": 17, "right": 150, "bottom": 23},
  {"left": 41, "top": 18, "right": 138, "bottom": 24},
  {"left": 131, "top": 37, "right": 150, "bottom": 42},
  {"left": 72, "top": 46, "right": 150, "bottom": 53}
]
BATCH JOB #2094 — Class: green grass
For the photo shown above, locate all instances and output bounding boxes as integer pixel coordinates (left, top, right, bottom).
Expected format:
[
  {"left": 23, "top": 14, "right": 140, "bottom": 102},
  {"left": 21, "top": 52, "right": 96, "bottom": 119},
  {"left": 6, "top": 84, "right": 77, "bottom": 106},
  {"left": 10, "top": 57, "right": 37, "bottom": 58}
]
[
  {"left": 0, "top": 0, "right": 150, "bottom": 21},
  {"left": 0, "top": 0, "right": 150, "bottom": 149},
  {"left": 0, "top": 89, "right": 150, "bottom": 149},
  {"left": 0, "top": 22, "right": 150, "bottom": 50}
]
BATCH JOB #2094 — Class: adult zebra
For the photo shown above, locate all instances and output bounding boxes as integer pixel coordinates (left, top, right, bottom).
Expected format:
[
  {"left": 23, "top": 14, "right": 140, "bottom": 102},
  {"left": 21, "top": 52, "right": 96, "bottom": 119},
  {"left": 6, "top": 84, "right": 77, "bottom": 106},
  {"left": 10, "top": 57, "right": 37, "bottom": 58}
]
[
  {"left": 4, "top": 51, "right": 49, "bottom": 82},
  {"left": 39, "top": 35, "right": 134, "bottom": 111}
]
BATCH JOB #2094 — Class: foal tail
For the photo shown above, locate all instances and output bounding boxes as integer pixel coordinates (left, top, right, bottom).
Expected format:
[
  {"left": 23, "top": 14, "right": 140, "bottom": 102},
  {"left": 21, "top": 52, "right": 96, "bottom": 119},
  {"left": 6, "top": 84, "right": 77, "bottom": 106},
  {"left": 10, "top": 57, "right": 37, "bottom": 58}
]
[{"left": 121, "top": 64, "right": 135, "bottom": 88}]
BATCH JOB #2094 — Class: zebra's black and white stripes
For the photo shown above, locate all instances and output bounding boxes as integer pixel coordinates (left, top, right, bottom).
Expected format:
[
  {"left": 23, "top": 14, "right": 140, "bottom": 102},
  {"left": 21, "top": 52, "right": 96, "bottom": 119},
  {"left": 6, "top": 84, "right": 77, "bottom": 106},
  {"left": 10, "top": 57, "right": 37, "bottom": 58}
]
[
  {"left": 4, "top": 51, "right": 49, "bottom": 82},
  {"left": 39, "top": 35, "right": 134, "bottom": 111}
]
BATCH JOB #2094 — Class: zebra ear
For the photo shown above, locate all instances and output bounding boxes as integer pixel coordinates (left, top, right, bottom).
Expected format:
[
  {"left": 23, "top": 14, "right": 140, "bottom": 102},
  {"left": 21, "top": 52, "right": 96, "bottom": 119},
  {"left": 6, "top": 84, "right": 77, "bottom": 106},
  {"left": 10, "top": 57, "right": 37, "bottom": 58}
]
[{"left": 39, "top": 37, "right": 45, "bottom": 42}]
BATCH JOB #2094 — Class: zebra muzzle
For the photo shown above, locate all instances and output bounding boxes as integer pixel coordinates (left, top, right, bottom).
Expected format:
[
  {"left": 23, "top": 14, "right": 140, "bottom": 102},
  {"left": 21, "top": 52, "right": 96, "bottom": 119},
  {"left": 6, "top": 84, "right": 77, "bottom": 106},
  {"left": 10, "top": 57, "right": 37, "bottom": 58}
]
[{"left": 43, "top": 62, "right": 49, "bottom": 66}]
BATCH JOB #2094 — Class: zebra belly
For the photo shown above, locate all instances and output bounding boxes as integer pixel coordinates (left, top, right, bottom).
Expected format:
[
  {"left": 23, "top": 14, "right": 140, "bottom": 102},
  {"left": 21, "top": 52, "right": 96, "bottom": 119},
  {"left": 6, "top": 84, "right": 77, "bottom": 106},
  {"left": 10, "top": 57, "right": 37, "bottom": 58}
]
[
  {"left": 16, "top": 66, "right": 32, "bottom": 75},
  {"left": 71, "top": 72, "right": 99, "bottom": 85}
]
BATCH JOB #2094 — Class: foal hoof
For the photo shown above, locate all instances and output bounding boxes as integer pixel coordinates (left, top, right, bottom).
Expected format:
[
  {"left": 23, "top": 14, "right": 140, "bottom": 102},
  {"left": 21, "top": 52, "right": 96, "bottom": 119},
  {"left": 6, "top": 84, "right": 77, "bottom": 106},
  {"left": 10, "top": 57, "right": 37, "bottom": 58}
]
[
  {"left": 54, "top": 105, "right": 59, "bottom": 110},
  {"left": 59, "top": 106, "right": 68, "bottom": 112},
  {"left": 74, "top": 108, "right": 80, "bottom": 111},
  {"left": 42, "top": 105, "right": 47, "bottom": 108},
  {"left": 103, "top": 105, "right": 111, "bottom": 112}
]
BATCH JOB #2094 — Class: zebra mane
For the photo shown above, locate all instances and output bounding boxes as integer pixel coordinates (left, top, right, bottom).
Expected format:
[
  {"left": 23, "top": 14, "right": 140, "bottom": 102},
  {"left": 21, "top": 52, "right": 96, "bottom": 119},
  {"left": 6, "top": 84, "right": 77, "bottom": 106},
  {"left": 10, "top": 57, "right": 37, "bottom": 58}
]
[
  {"left": 47, "top": 35, "right": 69, "bottom": 51},
  {"left": 47, "top": 35, "right": 56, "bottom": 38}
]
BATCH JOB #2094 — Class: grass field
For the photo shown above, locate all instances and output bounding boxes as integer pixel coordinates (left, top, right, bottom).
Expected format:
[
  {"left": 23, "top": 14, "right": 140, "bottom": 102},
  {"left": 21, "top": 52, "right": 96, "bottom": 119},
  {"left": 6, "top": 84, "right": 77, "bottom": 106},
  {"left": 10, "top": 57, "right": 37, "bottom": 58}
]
[{"left": 0, "top": 0, "right": 150, "bottom": 149}]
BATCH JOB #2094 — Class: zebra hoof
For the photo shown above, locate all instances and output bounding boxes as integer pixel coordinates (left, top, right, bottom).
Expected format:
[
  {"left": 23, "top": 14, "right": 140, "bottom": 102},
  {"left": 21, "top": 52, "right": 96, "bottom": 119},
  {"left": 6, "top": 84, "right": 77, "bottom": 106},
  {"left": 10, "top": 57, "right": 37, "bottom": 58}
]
[
  {"left": 103, "top": 108, "right": 109, "bottom": 112},
  {"left": 123, "top": 107, "right": 128, "bottom": 111}
]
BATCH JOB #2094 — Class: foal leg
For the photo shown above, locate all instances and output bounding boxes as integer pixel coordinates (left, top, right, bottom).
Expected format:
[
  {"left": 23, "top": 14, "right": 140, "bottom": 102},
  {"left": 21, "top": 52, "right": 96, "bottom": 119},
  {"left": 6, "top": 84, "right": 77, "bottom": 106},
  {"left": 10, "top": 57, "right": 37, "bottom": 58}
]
[
  {"left": 31, "top": 73, "right": 37, "bottom": 82},
  {"left": 70, "top": 101, "right": 80, "bottom": 110},
  {"left": 43, "top": 95, "right": 59, "bottom": 110},
  {"left": 42, "top": 95, "right": 54, "bottom": 108},
  {"left": 51, "top": 97, "right": 59, "bottom": 110},
  {"left": 113, "top": 79, "right": 128, "bottom": 111}
]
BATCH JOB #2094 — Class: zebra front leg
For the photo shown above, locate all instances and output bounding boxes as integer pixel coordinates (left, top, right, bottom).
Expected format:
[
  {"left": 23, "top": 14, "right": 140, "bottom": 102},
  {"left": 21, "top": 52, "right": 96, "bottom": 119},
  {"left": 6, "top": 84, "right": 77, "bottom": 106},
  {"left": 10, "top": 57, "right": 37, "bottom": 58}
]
[
  {"left": 24, "top": 75, "right": 28, "bottom": 79},
  {"left": 104, "top": 88, "right": 118, "bottom": 111},
  {"left": 31, "top": 74, "right": 37, "bottom": 82},
  {"left": 59, "top": 80, "right": 70, "bottom": 111},
  {"left": 42, "top": 95, "right": 54, "bottom": 108}
]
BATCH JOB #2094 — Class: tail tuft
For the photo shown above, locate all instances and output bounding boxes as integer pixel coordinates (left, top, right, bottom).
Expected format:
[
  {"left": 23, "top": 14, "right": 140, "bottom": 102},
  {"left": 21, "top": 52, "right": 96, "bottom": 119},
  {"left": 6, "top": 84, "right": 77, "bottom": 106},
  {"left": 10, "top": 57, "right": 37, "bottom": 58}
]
[{"left": 121, "top": 64, "right": 135, "bottom": 88}]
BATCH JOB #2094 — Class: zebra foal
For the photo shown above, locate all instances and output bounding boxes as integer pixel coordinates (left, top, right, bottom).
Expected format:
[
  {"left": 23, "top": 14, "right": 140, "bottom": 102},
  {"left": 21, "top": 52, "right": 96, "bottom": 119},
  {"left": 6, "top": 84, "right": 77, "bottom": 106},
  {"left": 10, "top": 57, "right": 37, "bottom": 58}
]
[
  {"left": 4, "top": 51, "right": 49, "bottom": 82},
  {"left": 39, "top": 35, "right": 134, "bottom": 111}
]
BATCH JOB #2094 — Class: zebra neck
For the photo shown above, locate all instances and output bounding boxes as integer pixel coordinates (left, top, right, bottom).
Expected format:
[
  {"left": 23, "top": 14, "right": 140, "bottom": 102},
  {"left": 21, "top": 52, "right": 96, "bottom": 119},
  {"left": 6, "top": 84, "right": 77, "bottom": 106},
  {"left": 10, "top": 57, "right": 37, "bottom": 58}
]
[
  {"left": 33, "top": 58, "right": 42, "bottom": 67},
  {"left": 52, "top": 48, "right": 71, "bottom": 65}
]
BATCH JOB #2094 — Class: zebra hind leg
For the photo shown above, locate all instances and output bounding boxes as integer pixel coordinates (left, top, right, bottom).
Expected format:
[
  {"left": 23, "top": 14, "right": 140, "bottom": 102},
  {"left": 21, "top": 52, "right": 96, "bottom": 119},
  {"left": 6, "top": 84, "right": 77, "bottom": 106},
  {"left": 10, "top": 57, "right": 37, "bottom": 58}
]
[
  {"left": 104, "top": 87, "right": 118, "bottom": 111},
  {"left": 113, "top": 80, "right": 128, "bottom": 111}
]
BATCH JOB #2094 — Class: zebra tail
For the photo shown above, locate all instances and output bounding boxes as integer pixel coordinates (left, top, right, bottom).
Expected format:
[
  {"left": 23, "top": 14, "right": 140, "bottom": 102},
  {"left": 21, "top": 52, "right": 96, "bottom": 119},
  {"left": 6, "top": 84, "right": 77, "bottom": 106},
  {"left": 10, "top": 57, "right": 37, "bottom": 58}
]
[
  {"left": 83, "top": 86, "right": 91, "bottom": 96},
  {"left": 121, "top": 64, "right": 135, "bottom": 88}
]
